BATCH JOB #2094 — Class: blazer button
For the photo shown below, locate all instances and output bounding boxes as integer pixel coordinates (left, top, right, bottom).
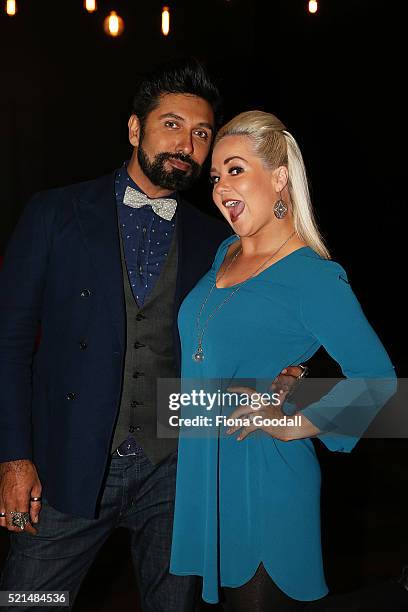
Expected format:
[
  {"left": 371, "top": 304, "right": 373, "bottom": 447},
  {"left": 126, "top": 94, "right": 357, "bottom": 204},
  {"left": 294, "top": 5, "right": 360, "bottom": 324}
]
[
  {"left": 66, "top": 392, "right": 76, "bottom": 401},
  {"left": 132, "top": 371, "right": 145, "bottom": 378},
  {"left": 79, "top": 340, "right": 88, "bottom": 350},
  {"left": 131, "top": 400, "right": 141, "bottom": 408},
  {"left": 135, "top": 313, "right": 146, "bottom": 321},
  {"left": 135, "top": 426, "right": 143, "bottom": 432},
  {"left": 80, "top": 289, "right": 91, "bottom": 298}
]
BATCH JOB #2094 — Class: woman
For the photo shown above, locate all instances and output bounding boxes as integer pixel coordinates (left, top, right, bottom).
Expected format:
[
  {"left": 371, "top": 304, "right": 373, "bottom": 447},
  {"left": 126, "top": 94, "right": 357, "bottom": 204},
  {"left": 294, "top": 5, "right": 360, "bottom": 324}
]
[{"left": 169, "top": 111, "right": 395, "bottom": 611}]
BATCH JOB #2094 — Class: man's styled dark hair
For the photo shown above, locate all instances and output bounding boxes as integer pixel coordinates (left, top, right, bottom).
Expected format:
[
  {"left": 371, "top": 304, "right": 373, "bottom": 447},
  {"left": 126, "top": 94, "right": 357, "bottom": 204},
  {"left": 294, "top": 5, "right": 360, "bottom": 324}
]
[{"left": 132, "top": 57, "right": 223, "bottom": 131}]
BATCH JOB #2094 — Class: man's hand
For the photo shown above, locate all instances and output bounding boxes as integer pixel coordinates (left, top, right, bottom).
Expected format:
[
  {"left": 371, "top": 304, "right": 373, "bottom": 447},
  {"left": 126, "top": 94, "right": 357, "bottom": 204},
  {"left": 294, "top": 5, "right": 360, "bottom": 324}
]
[
  {"left": 271, "top": 366, "right": 305, "bottom": 398},
  {"left": 0, "top": 460, "right": 42, "bottom": 534}
]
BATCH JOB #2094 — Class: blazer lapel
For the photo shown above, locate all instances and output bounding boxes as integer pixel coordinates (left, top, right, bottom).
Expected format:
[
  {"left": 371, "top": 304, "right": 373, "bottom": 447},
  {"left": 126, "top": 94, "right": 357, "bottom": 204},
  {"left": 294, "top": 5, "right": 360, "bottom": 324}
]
[
  {"left": 174, "top": 195, "right": 202, "bottom": 310},
  {"left": 74, "top": 173, "right": 126, "bottom": 351}
]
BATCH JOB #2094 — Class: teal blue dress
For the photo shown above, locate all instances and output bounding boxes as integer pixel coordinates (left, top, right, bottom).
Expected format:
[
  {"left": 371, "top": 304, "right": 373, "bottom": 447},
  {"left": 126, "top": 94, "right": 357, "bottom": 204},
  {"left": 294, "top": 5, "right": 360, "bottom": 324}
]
[{"left": 170, "top": 235, "right": 395, "bottom": 603}]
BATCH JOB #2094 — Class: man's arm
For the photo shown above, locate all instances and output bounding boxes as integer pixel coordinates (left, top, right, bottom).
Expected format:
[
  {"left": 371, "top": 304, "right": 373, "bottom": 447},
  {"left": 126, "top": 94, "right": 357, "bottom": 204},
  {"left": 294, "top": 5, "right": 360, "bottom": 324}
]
[
  {"left": 0, "top": 192, "right": 52, "bottom": 530},
  {"left": 0, "top": 192, "right": 51, "bottom": 460}
]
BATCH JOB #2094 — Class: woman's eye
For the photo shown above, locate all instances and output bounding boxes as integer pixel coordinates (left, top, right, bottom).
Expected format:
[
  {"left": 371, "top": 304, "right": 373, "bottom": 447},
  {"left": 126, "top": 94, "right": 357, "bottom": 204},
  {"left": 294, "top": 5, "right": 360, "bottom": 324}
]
[
  {"left": 230, "top": 166, "right": 243, "bottom": 175},
  {"left": 209, "top": 176, "right": 219, "bottom": 185}
]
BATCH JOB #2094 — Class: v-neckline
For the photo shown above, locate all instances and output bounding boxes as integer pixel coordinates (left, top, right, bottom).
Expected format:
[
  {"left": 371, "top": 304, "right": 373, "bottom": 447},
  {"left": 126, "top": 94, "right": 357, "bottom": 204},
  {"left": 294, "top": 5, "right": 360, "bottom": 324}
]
[{"left": 215, "top": 238, "right": 311, "bottom": 290}]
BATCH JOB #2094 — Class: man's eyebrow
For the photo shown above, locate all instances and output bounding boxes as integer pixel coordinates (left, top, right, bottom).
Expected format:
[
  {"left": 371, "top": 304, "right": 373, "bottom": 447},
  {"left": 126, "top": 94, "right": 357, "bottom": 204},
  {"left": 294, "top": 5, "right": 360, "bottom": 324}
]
[
  {"left": 158, "top": 112, "right": 184, "bottom": 121},
  {"left": 198, "top": 122, "right": 214, "bottom": 132},
  {"left": 158, "top": 113, "right": 214, "bottom": 131}
]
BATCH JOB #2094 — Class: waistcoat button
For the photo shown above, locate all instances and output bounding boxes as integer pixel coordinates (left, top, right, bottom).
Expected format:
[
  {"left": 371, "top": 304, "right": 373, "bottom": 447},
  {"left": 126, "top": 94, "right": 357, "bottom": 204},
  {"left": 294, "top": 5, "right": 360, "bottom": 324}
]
[{"left": 133, "top": 341, "right": 146, "bottom": 349}]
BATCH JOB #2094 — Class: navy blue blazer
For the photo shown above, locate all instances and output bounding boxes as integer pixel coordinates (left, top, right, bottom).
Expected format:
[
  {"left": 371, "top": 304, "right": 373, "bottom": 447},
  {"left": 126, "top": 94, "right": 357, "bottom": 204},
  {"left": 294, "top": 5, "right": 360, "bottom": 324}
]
[{"left": 0, "top": 172, "right": 231, "bottom": 518}]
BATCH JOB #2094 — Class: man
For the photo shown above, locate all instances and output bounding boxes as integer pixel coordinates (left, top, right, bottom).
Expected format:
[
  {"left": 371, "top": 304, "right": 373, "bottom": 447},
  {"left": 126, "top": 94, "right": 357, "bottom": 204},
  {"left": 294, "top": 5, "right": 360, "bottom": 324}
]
[{"left": 0, "top": 58, "right": 231, "bottom": 611}]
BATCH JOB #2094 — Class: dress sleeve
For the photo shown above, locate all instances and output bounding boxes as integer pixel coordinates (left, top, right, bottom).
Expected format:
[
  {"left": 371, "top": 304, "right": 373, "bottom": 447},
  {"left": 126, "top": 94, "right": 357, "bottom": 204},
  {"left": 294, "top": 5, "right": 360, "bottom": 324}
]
[{"left": 299, "top": 261, "right": 396, "bottom": 452}]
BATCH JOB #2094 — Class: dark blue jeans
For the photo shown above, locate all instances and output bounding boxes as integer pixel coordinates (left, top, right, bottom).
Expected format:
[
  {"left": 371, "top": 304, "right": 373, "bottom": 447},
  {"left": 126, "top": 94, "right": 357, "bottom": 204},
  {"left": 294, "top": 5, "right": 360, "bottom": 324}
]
[{"left": 0, "top": 449, "right": 196, "bottom": 612}]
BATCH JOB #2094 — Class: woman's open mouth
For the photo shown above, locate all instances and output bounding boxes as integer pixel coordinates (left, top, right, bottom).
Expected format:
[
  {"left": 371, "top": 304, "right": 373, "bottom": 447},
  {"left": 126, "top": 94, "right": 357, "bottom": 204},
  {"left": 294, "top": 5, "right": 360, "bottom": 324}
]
[{"left": 223, "top": 199, "right": 245, "bottom": 223}]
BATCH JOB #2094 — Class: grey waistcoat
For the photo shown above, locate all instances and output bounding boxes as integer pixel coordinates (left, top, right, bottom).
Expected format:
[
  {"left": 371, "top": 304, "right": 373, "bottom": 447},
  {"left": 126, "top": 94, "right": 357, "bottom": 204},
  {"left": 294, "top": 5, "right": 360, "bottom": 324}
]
[{"left": 110, "top": 218, "right": 179, "bottom": 463}]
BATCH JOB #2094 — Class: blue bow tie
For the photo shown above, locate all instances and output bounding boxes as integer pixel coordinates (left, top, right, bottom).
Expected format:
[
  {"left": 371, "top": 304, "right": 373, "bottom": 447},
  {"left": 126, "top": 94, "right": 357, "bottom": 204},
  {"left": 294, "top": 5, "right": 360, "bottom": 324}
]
[{"left": 123, "top": 186, "right": 177, "bottom": 221}]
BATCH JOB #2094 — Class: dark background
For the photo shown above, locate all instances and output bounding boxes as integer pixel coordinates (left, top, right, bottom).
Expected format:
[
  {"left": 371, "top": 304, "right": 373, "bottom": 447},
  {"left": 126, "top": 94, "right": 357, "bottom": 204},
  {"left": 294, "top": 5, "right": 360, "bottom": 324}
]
[{"left": 0, "top": 0, "right": 406, "bottom": 609}]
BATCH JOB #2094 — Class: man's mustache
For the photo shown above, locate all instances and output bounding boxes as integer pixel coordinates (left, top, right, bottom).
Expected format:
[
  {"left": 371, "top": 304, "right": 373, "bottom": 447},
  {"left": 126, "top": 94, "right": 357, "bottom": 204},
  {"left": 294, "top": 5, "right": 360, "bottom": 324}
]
[{"left": 157, "top": 151, "right": 200, "bottom": 172}]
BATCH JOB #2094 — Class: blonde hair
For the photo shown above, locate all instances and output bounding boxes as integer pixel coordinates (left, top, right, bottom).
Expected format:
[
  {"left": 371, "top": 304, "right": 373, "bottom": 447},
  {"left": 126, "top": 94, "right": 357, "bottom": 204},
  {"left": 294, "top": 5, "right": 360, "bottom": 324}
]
[{"left": 214, "top": 111, "right": 330, "bottom": 259}]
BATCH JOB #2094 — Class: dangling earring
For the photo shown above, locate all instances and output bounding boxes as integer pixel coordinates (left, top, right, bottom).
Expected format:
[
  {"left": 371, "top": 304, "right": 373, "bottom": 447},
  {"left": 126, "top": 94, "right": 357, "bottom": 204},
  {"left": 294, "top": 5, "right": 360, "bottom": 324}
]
[{"left": 273, "top": 192, "right": 288, "bottom": 219}]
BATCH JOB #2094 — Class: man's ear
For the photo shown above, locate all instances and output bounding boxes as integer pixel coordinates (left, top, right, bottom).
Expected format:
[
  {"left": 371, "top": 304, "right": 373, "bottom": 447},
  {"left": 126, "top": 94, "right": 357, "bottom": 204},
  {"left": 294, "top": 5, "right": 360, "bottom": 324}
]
[{"left": 128, "top": 114, "right": 141, "bottom": 147}]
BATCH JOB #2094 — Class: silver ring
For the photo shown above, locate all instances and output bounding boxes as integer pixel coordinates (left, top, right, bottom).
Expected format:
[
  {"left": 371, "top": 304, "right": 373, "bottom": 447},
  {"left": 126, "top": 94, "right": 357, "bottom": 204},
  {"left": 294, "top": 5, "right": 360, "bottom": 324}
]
[
  {"left": 30, "top": 497, "right": 42, "bottom": 502},
  {"left": 0, "top": 512, "right": 6, "bottom": 518},
  {"left": 10, "top": 510, "right": 30, "bottom": 530}
]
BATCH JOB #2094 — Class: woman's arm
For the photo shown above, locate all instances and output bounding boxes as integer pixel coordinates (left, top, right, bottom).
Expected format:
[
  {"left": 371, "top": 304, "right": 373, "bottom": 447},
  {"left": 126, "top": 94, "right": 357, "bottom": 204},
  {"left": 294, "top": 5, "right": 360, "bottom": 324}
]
[
  {"left": 226, "top": 261, "right": 396, "bottom": 449},
  {"left": 297, "top": 261, "right": 396, "bottom": 450}
]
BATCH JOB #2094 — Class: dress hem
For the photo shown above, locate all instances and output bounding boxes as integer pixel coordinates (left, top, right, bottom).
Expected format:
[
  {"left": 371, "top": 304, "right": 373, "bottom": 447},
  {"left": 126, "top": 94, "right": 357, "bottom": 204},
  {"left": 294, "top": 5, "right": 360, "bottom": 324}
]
[{"left": 170, "top": 563, "right": 329, "bottom": 604}]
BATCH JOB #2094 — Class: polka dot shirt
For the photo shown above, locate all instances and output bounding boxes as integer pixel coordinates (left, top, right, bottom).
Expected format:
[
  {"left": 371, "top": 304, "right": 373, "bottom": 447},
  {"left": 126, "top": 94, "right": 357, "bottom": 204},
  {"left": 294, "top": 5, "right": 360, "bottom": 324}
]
[{"left": 115, "top": 162, "right": 176, "bottom": 307}]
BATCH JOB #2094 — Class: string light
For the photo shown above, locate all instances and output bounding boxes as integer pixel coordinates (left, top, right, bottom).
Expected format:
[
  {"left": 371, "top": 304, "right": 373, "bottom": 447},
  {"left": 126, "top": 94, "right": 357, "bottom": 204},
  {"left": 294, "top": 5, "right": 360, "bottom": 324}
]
[
  {"left": 84, "top": 0, "right": 97, "bottom": 13},
  {"left": 103, "top": 11, "right": 125, "bottom": 37},
  {"left": 162, "top": 6, "right": 170, "bottom": 36},
  {"left": 6, "top": 0, "right": 17, "bottom": 16},
  {"left": 308, "top": 1, "right": 318, "bottom": 13}
]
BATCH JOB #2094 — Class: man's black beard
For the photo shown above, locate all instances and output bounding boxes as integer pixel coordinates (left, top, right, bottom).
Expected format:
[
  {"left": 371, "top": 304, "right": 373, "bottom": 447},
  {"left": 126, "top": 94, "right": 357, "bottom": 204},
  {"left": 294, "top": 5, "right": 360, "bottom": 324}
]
[{"left": 137, "top": 143, "right": 202, "bottom": 192}]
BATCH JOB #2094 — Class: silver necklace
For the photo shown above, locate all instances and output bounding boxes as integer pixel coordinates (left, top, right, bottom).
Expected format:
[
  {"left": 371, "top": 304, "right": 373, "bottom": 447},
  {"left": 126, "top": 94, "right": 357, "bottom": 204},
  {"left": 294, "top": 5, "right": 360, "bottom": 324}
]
[{"left": 192, "top": 231, "right": 296, "bottom": 362}]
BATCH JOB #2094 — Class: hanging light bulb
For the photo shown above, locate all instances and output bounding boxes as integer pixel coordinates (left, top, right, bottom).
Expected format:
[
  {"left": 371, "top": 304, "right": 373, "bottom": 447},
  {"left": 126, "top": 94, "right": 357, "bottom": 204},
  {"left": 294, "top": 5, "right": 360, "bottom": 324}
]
[
  {"left": 103, "top": 11, "right": 125, "bottom": 37},
  {"left": 6, "top": 0, "right": 17, "bottom": 16},
  {"left": 162, "top": 6, "right": 170, "bottom": 37},
  {"left": 84, "top": 0, "right": 97, "bottom": 13},
  {"left": 308, "top": 0, "right": 318, "bottom": 13}
]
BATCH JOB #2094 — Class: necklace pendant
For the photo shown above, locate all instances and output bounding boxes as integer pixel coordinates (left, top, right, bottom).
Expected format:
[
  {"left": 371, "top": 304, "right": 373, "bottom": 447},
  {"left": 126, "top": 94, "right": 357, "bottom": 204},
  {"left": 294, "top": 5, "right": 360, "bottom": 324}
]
[{"left": 193, "top": 346, "right": 204, "bottom": 362}]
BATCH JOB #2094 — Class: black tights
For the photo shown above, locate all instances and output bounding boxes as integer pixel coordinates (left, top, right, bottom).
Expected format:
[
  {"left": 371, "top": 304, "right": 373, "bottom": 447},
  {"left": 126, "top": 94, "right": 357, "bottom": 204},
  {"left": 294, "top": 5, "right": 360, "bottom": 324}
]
[{"left": 223, "top": 563, "right": 307, "bottom": 612}]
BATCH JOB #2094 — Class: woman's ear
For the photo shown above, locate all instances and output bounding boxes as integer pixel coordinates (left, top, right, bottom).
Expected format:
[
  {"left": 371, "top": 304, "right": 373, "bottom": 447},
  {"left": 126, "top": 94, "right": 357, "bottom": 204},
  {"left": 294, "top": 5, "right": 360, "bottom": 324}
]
[
  {"left": 271, "top": 165, "right": 289, "bottom": 193},
  {"left": 128, "top": 114, "right": 141, "bottom": 147}
]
